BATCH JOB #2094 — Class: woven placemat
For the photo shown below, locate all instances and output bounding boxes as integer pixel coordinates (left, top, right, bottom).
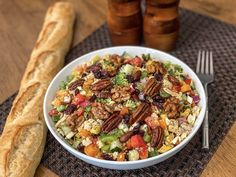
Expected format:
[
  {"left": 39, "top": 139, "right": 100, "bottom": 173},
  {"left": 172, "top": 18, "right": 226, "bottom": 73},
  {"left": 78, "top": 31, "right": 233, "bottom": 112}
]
[{"left": 1, "top": 9, "right": 236, "bottom": 177}]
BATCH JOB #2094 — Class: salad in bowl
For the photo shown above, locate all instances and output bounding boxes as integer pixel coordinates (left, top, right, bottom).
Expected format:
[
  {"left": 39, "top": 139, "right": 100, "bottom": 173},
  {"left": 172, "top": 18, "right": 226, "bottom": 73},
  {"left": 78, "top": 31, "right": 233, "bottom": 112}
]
[{"left": 44, "top": 46, "right": 206, "bottom": 169}]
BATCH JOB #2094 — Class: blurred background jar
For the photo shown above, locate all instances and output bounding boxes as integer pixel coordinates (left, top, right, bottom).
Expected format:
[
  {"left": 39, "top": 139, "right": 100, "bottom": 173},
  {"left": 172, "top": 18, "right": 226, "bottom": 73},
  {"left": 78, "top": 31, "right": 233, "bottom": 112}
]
[
  {"left": 107, "top": 0, "right": 142, "bottom": 45},
  {"left": 143, "top": 0, "right": 180, "bottom": 51}
]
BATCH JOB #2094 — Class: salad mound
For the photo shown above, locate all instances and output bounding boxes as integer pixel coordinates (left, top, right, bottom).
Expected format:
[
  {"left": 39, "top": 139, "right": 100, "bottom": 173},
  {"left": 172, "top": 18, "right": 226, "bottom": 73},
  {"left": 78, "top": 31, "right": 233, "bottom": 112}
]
[{"left": 49, "top": 53, "right": 201, "bottom": 161}]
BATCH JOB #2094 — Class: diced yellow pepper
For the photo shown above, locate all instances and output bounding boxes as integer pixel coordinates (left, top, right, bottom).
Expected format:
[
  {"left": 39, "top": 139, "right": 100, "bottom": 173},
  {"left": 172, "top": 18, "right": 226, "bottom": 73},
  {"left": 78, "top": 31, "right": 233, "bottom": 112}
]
[{"left": 181, "top": 84, "right": 191, "bottom": 93}]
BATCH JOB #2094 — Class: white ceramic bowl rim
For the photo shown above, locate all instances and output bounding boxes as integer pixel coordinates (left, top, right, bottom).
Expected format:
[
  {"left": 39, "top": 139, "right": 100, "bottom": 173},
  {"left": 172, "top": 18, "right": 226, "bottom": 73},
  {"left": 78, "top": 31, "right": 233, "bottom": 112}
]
[{"left": 44, "top": 46, "right": 206, "bottom": 166}]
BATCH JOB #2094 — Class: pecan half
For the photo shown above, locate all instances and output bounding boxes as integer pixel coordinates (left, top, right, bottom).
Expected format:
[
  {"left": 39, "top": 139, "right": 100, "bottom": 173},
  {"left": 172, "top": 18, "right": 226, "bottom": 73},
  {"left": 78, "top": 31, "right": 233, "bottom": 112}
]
[
  {"left": 68, "top": 79, "right": 84, "bottom": 90},
  {"left": 129, "top": 103, "right": 152, "bottom": 124},
  {"left": 150, "top": 126, "right": 164, "bottom": 148},
  {"left": 144, "top": 78, "right": 162, "bottom": 97},
  {"left": 119, "top": 131, "right": 134, "bottom": 143},
  {"left": 91, "top": 78, "right": 112, "bottom": 91},
  {"left": 102, "top": 113, "right": 123, "bottom": 133}
]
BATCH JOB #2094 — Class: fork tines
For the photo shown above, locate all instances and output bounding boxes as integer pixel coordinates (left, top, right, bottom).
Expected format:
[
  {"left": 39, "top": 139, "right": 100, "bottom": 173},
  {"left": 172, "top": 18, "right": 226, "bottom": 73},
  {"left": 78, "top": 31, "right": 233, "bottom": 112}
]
[{"left": 196, "top": 51, "right": 213, "bottom": 75}]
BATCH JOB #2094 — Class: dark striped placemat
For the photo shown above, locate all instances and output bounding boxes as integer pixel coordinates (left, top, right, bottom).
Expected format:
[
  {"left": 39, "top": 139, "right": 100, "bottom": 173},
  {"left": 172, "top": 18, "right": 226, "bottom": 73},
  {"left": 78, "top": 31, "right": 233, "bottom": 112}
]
[{"left": 1, "top": 9, "right": 236, "bottom": 177}]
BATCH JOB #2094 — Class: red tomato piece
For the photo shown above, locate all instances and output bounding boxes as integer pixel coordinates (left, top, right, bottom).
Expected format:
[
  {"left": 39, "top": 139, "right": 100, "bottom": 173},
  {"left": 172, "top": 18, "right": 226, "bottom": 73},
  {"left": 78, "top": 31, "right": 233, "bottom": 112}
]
[
  {"left": 138, "top": 146, "right": 148, "bottom": 159},
  {"left": 48, "top": 109, "right": 58, "bottom": 116},
  {"left": 129, "top": 56, "right": 142, "bottom": 67},
  {"left": 130, "top": 135, "right": 146, "bottom": 148},
  {"left": 172, "top": 85, "right": 181, "bottom": 92},
  {"left": 79, "top": 99, "right": 90, "bottom": 107},
  {"left": 184, "top": 78, "right": 192, "bottom": 85},
  {"left": 74, "top": 93, "right": 85, "bottom": 105}
]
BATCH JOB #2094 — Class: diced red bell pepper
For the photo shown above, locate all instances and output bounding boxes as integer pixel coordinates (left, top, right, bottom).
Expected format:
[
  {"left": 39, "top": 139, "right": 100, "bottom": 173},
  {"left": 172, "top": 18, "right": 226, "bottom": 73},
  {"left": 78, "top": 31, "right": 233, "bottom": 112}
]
[
  {"left": 128, "top": 56, "right": 142, "bottom": 67},
  {"left": 79, "top": 99, "right": 90, "bottom": 107},
  {"left": 172, "top": 85, "right": 181, "bottom": 92},
  {"left": 184, "top": 78, "right": 192, "bottom": 85},
  {"left": 48, "top": 109, "right": 58, "bottom": 116},
  {"left": 138, "top": 146, "right": 148, "bottom": 159},
  {"left": 130, "top": 135, "right": 146, "bottom": 148},
  {"left": 73, "top": 93, "right": 85, "bottom": 105}
]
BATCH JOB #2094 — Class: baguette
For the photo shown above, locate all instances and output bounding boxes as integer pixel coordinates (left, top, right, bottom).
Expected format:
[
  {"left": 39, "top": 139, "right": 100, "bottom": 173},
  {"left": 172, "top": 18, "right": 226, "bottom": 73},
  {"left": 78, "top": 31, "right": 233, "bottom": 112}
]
[{"left": 0, "top": 2, "right": 75, "bottom": 177}]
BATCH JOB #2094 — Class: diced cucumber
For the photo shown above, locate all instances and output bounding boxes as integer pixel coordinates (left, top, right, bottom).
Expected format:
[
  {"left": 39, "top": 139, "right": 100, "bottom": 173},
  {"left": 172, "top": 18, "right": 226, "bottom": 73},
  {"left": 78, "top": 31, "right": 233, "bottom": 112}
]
[
  {"left": 160, "top": 90, "right": 171, "bottom": 98},
  {"left": 57, "top": 105, "right": 66, "bottom": 112},
  {"left": 148, "top": 149, "right": 158, "bottom": 157},
  {"left": 128, "top": 149, "right": 139, "bottom": 161},
  {"left": 60, "top": 125, "right": 72, "bottom": 136},
  {"left": 52, "top": 115, "right": 60, "bottom": 122},
  {"left": 101, "top": 144, "right": 110, "bottom": 152},
  {"left": 143, "top": 133, "right": 151, "bottom": 143}
]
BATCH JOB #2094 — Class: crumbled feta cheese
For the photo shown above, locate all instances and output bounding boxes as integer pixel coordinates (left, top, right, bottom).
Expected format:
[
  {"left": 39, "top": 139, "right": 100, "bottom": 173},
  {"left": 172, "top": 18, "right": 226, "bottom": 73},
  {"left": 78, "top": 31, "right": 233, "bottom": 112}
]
[
  {"left": 187, "top": 114, "right": 196, "bottom": 125},
  {"left": 96, "top": 139, "right": 104, "bottom": 148},
  {"left": 187, "top": 96, "right": 193, "bottom": 104},
  {"left": 118, "top": 121, "right": 129, "bottom": 132},
  {"left": 63, "top": 95, "right": 71, "bottom": 103},
  {"left": 82, "top": 137, "right": 92, "bottom": 146},
  {"left": 112, "top": 152, "right": 119, "bottom": 159}
]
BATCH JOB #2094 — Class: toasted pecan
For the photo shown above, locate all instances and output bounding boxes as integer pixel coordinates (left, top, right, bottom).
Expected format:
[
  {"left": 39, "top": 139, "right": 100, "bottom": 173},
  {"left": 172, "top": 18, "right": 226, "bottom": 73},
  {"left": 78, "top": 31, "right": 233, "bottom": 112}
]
[
  {"left": 102, "top": 113, "right": 123, "bottom": 133},
  {"left": 144, "top": 78, "right": 162, "bottom": 97},
  {"left": 129, "top": 103, "right": 151, "bottom": 124},
  {"left": 150, "top": 126, "right": 164, "bottom": 148},
  {"left": 91, "top": 78, "right": 112, "bottom": 91}
]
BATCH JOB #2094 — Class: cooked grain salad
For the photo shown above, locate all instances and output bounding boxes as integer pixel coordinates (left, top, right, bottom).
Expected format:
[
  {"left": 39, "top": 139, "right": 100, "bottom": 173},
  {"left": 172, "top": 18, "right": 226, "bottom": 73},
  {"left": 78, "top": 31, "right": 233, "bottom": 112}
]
[{"left": 49, "top": 53, "right": 201, "bottom": 161}]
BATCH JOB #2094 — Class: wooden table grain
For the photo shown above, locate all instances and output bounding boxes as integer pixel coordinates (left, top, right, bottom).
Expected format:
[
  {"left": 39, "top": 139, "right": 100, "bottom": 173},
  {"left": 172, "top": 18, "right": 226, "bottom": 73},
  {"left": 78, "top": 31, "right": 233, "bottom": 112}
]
[{"left": 0, "top": 0, "right": 235, "bottom": 177}]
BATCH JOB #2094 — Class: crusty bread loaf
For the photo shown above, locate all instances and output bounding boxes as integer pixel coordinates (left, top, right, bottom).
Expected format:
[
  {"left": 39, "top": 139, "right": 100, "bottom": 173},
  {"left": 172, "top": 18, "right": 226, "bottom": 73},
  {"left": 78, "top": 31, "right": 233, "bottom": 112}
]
[{"left": 0, "top": 2, "right": 75, "bottom": 177}]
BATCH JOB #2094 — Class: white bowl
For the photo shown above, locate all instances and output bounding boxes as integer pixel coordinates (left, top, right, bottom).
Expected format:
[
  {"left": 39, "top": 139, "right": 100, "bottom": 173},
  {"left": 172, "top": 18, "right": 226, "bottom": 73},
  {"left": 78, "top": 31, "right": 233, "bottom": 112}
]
[{"left": 44, "top": 46, "right": 206, "bottom": 170}]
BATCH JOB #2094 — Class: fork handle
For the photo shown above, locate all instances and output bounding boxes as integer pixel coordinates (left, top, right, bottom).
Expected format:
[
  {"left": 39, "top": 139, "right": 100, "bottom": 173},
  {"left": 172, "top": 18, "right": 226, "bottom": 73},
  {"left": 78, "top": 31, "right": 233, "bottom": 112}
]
[{"left": 202, "top": 85, "right": 209, "bottom": 150}]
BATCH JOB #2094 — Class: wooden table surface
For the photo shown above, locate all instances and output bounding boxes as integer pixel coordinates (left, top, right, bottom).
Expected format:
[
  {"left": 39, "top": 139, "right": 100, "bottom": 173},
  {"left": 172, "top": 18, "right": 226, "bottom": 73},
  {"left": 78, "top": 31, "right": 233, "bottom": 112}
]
[{"left": 0, "top": 0, "right": 236, "bottom": 177}]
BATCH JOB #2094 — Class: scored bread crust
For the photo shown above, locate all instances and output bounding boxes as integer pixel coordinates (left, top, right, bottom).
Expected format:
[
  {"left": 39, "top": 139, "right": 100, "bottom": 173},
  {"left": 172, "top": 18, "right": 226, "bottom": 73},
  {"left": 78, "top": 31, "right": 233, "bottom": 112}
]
[{"left": 0, "top": 2, "right": 75, "bottom": 177}]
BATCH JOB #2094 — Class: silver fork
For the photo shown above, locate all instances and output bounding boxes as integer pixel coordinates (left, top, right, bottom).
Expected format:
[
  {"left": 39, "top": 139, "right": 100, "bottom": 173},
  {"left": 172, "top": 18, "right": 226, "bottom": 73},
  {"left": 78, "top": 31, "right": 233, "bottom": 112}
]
[{"left": 196, "top": 51, "right": 214, "bottom": 150}]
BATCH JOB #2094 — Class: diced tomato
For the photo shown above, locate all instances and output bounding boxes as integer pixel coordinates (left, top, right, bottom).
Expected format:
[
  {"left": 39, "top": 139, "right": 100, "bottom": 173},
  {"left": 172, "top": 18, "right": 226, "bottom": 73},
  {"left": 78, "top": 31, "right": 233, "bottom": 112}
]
[
  {"left": 73, "top": 93, "right": 85, "bottom": 105},
  {"left": 189, "top": 90, "right": 195, "bottom": 97},
  {"left": 130, "top": 135, "right": 146, "bottom": 148},
  {"left": 184, "top": 78, "right": 192, "bottom": 85},
  {"left": 48, "top": 109, "right": 58, "bottom": 116},
  {"left": 172, "top": 85, "right": 181, "bottom": 92},
  {"left": 128, "top": 56, "right": 142, "bottom": 67},
  {"left": 138, "top": 146, "right": 148, "bottom": 159},
  {"left": 79, "top": 99, "right": 90, "bottom": 107},
  {"left": 145, "top": 116, "right": 160, "bottom": 129}
]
